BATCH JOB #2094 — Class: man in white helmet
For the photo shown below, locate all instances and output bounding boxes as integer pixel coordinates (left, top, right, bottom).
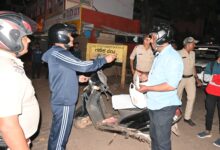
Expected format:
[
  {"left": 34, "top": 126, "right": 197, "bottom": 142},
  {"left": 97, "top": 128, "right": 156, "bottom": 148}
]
[
  {"left": 0, "top": 11, "right": 40, "bottom": 150},
  {"left": 138, "top": 23, "right": 183, "bottom": 150}
]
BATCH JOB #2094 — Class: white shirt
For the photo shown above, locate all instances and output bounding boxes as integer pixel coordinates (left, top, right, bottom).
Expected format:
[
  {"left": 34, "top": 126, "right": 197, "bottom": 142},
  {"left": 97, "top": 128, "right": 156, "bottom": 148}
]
[{"left": 0, "top": 50, "right": 40, "bottom": 138}]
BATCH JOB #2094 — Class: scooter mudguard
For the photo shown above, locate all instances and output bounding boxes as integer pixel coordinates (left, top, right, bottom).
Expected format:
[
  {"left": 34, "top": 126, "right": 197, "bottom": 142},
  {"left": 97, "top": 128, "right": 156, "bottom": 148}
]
[
  {"left": 86, "top": 90, "right": 105, "bottom": 126},
  {"left": 75, "top": 91, "right": 91, "bottom": 118}
]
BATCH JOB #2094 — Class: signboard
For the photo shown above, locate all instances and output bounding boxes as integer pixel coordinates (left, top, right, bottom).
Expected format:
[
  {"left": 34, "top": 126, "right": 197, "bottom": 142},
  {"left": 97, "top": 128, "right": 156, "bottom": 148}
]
[
  {"left": 44, "top": 6, "right": 82, "bottom": 33},
  {"left": 86, "top": 43, "right": 127, "bottom": 88},
  {"left": 63, "top": 6, "right": 80, "bottom": 21},
  {"left": 64, "top": 6, "right": 81, "bottom": 34}
]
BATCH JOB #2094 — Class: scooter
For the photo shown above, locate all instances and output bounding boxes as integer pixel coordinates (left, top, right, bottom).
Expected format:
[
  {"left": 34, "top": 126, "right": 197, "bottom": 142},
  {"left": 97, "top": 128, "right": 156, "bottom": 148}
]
[{"left": 74, "top": 69, "right": 182, "bottom": 144}]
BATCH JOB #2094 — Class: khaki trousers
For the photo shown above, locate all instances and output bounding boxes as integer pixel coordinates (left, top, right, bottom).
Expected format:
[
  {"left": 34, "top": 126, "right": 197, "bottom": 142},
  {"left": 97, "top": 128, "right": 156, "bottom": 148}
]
[
  {"left": 177, "top": 77, "right": 196, "bottom": 120},
  {"left": 133, "top": 70, "right": 148, "bottom": 83}
]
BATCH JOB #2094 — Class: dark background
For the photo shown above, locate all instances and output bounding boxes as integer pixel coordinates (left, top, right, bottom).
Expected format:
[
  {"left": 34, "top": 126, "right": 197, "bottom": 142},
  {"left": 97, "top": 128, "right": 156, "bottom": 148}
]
[{"left": 1, "top": 0, "right": 220, "bottom": 46}]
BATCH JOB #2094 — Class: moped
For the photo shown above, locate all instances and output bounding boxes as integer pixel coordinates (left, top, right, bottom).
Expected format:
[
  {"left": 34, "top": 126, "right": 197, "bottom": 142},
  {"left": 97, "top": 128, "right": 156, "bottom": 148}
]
[{"left": 74, "top": 69, "right": 182, "bottom": 144}]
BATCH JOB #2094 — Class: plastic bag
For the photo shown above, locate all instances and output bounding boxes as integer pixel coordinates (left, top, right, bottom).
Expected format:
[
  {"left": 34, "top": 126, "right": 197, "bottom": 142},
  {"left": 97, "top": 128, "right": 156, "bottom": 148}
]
[{"left": 129, "top": 83, "right": 147, "bottom": 109}]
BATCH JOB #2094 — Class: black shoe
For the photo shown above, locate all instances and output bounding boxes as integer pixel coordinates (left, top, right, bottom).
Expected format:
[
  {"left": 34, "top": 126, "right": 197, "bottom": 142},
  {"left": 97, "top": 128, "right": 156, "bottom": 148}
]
[{"left": 184, "top": 119, "right": 196, "bottom": 126}]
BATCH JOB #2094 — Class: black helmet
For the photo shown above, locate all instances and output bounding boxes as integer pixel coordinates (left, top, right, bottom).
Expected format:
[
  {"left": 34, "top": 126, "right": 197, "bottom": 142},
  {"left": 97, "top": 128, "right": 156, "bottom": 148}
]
[
  {"left": 150, "top": 23, "right": 173, "bottom": 46},
  {"left": 0, "top": 11, "right": 37, "bottom": 52},
  {"left": 48, "top": 23, "right": 78, "bottom": 44}
]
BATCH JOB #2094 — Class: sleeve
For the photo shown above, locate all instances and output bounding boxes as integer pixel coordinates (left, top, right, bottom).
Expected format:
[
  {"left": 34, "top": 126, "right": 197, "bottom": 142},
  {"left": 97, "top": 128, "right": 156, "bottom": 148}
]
[
  {"left": 52, "top": 50, "right": 107, "bottom": 73},
  {"left": 192, "top": 51, "right": 196, "bottom": 65},
  {"left": 165, "top": 56, "right": 184, "bottom": 88},
  {"left": 130, "top": 46, "right": 138, "bottom": 60},
  {"left": 0, "top": 72, "right": 22, "bottom": 117}
]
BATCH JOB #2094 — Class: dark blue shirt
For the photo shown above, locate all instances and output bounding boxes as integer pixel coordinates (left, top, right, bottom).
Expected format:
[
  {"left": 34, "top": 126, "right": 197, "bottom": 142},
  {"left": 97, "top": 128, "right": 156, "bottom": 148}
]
[
  {"left": 42, "top": 46, "right": 107, "bottom": 105},
  {"left": 204, "top": 61, "right": 220, "bottom": 75}
]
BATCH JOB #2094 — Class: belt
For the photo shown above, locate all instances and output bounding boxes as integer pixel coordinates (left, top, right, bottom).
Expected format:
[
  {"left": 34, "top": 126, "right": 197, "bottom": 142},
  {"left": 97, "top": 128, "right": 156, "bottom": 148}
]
[
  {"left": 182, "top": 75, "right": 193, "bottom": 78},
  {"left": 136, "top": 69, "right": 149, "bottom": 74}
]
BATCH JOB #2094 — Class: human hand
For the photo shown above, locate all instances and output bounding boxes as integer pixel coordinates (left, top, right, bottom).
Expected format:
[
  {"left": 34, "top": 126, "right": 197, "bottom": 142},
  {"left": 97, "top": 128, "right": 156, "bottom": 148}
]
[
  {"left": 105, "top": 54, "right": 116, "bottom": 63},
  {"left": 131, "top": 69, "right": 135, "bottom": 75},
  {"left": 196, "top": 79, "right": 203, "bottom": 87},
  {"left": 79, "top": 75, "right": 89, "bottom": 83},
  {"left": 137, "top": 85, "right": 148, "bottom": 93},
  {"left": 139, "top": 73, "right": 148, "bottom": 82}
]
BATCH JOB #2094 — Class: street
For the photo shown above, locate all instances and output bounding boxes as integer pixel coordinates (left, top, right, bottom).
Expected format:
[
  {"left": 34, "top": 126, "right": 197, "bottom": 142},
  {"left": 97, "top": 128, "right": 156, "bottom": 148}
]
[{"left": 31, "top": 74, "right": 220, "bottom": 150}]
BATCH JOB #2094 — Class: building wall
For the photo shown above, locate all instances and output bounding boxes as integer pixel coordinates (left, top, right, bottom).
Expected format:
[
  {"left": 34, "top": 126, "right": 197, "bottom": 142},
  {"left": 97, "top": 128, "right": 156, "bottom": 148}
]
[
  {"left": 66, "top": 0, "right": 134, "bottom": 19},
  {"left": 93, "top": 0, "right": 134, "bottom": 19},
  {"left": 81, "top": 8, "right": 140, "bottom": 33}
]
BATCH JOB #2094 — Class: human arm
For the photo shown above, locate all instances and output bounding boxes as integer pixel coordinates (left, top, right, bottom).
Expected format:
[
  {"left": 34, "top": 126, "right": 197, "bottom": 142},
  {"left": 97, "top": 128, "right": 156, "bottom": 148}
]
[
  {"left": 0, "top": 116, "right": 29, "bottom": 150},
  {"left": 137, "top": 82, "right": 175, "bottom": 93},
  {"left": 130, "top": 59, "right": 135, "bottom": 75},
  {"left": 51, "top": 50, "right": 116, "bottom": 73},
  {"left": 194, "top": 66, "right": 203, "bottom": 87},
  {"left": 129, "top": 47, "right": 137, "bottom": 75}
]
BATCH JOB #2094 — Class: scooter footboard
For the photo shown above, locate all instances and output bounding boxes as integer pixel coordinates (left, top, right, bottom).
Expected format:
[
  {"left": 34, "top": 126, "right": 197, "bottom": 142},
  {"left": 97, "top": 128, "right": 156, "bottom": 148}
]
[{"left": 96, "top": 123, "right": 151, "bottom": 144}]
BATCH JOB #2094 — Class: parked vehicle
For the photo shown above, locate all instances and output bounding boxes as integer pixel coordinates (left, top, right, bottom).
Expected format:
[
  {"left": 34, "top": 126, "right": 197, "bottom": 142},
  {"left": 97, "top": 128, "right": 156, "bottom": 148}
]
[
  {"left": 74, "top": 69, "right": 182, "bottom": 144},
  {"left": 195, "top": 44, "right": 220, "bottom": 85}
]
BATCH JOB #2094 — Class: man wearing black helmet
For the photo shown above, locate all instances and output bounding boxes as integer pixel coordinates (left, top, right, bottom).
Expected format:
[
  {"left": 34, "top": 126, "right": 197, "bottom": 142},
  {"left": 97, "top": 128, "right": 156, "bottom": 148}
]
[
  {"left": 0, "top": 11, "right": 40, "bottom": 150},
  {"left": 42, "top": 23, "right": 116, "bottom": 150},
  {"left": 137, "top": 23, "right": 183, "bottom": 150}
]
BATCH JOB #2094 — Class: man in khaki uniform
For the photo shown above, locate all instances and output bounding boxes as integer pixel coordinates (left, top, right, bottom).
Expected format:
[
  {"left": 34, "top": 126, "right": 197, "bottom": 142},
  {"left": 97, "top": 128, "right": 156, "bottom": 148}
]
[
  {"left": 178, "top": 37, "right": 202, "bottom": 126},
  {"left": 130, "top": 35, "right": 154, "bottom": 82}
]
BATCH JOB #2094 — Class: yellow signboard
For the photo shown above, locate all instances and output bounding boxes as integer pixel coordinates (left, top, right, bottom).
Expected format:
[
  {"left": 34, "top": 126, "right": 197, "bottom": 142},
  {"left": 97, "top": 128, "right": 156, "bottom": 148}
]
[
  {"left": 86, "top": 43, "right": 128, "bottom": 88},
  {"left": 86, "top": 43, "right": 127, "bottom": 63}
]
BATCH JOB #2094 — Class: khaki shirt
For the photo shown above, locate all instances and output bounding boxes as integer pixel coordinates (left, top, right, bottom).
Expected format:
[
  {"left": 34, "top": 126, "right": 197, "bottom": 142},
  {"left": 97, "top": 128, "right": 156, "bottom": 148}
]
[
  {"left": 0, "top": 50, "right": 40, "bottom": 138},
  {"left": 178, "top": 48, "right": 195, "bottom": 75},
  {"left": 130, "top": 45, "right": 154, "bottom": 72}
]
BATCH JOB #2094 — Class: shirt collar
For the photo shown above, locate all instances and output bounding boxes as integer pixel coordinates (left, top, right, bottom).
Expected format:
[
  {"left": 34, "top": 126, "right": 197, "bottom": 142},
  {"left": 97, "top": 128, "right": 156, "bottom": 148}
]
[
  {"left": 0, "top": 50, "right": 24, "bottom": 66},
  {"left": 182, "top": 48, "right": 192, "bottom": 55},
  {"left": 157, "top": 44, "right": 172, "bottom": 56}
]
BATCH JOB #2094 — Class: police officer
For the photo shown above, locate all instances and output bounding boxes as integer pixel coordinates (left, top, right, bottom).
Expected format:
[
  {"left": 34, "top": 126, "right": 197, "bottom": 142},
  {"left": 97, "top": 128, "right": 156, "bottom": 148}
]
[
  {"left": 130, "top": 35, "right": 154, "bottom": 82},
  {"left": 177, "top": 37, "right": 202, "bottom": 126}
]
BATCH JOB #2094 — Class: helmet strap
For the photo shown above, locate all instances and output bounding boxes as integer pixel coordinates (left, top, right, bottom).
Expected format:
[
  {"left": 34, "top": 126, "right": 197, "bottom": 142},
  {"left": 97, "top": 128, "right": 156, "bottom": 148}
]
[{"left": 64, "top": 44, "right": 71, "bottom": 50}]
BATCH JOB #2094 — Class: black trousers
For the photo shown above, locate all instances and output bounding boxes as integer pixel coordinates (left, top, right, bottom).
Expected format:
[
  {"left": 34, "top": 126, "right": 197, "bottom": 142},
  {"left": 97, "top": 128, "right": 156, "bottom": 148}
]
[{"left": 205, "top": 94, "right": 220, "bottom": 132}]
